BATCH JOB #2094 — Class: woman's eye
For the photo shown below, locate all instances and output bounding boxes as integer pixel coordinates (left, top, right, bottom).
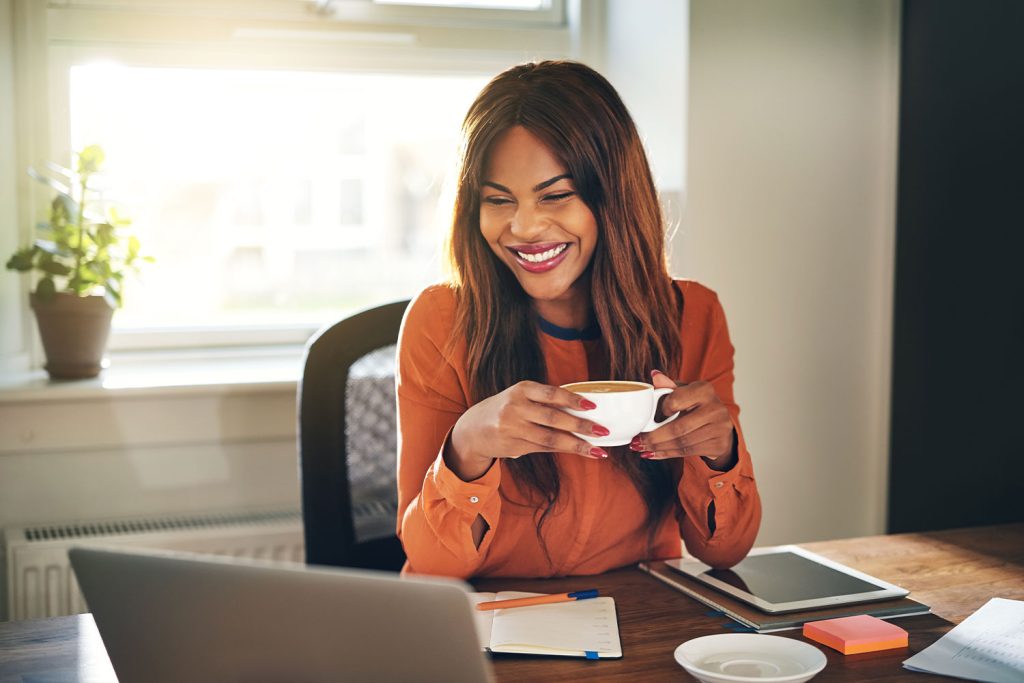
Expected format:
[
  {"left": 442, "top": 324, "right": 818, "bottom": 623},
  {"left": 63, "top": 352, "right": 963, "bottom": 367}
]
[
  {"left": 542, "top": 191, "right": 575, "bottom": 202},
  {"left": 483, "top": 196, "right": 513, "bottom": 206}
]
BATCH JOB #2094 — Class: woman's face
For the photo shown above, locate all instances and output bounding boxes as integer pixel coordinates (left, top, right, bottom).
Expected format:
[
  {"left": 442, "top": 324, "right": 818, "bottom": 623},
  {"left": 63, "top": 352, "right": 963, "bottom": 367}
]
[{"left": 479, "top": 126, "right": 598, "bottom": 323}]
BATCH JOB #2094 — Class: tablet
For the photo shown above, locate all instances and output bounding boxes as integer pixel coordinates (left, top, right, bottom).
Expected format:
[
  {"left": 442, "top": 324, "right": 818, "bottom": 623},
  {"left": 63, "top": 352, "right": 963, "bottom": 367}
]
[{"left": 664, "top": 545, "right": 909, "bottom": 614}]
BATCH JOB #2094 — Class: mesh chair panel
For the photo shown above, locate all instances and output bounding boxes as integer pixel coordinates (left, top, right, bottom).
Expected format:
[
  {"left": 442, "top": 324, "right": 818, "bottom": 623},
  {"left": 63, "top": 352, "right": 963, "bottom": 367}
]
[{"left": 345, "top": 344, "right": 399, "bottom": 543}]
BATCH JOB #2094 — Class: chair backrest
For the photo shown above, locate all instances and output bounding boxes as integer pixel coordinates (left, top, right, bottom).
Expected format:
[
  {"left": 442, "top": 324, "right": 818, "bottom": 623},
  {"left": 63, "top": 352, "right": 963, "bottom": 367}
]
[{"left": 298, "top": 299, "right": 410, "bottom": 570}]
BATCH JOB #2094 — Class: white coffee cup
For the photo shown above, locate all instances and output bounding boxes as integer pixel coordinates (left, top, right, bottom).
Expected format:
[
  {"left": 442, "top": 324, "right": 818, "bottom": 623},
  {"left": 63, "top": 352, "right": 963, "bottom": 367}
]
[{"left": 562, "top": 380, "right": 680, "bottom": 447}]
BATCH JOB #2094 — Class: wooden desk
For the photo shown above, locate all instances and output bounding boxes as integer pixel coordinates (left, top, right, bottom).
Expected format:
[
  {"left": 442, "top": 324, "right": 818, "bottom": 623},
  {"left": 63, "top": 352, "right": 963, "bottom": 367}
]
[{"left": 1, "top": 523, "right": 1021, "bottom": 682}]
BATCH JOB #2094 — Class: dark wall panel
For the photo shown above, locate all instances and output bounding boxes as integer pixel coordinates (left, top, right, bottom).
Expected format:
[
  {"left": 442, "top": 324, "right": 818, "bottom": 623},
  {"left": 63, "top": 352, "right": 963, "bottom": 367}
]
[{"left": 889, "top": 0, "right": 1024, "bottom": 532}]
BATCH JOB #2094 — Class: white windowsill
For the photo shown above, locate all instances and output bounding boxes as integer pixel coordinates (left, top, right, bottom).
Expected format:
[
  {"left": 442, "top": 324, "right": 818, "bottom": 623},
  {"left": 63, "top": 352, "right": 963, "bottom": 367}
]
[{"left": 0, "top": 346, "right": 304, "bottom": 404}]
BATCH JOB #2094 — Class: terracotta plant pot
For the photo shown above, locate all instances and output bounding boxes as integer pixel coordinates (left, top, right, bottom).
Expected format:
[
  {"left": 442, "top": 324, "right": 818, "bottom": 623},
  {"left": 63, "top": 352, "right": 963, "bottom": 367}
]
[{"left": 30, "top": 292, "right": 114, "bottom": 379}]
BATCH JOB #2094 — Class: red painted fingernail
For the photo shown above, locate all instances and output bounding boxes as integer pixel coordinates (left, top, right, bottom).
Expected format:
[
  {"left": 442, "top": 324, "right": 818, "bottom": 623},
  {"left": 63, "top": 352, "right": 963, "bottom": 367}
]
[
  {"left": 640, "top": 451, "right": 655, "bottom": 459},
  {"left": 592, "top": 425, "right": 610, "bottom": 437},
  {"left": 650, "top": 369, "right": 663, "bottom": 378},
  {"left": 580, "top": 399, "right": 597, "bottom": 410},
  {"left": 590, "top": 447, "right": 608, "bottom": 458},
  {"left": 629, "top": 436, "right": 643, "bottom": 449}
]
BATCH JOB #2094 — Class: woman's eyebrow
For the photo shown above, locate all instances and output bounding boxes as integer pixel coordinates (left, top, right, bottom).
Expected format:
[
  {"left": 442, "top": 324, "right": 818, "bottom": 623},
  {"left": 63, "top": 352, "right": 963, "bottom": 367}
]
[
  {"left": 481, "top": 174, "right": 573, "bottom": 194},
  {"left": 533, "top": 174, "right": 572, "bottom": 192}
]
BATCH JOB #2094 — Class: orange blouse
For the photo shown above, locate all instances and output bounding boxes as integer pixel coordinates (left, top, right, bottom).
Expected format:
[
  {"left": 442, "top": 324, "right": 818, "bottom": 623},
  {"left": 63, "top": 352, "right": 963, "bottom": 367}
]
[{"left": 395, "top": 280, "right": 761, "bottom": 579}]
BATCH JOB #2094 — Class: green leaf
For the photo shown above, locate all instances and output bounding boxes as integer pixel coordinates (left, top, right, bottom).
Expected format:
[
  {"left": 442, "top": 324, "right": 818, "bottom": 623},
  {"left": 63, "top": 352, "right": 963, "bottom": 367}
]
[
  {"left": 108, "top": 206, "right": 132, "bottom": 227},
  {"left": 70, "top": 231, "right": 95, "bottom": 251},
  {"left": 52, "top": 232, "right": 73, "bottom": 252},
  {"left": 5, "top": 247, "right": 37, "bottom": 271},
  {"left": 39, "top": 259, "right": 71, "bottom": 276},
  {"left": 50, "top": 196, "right": 70, "bottom": 228},
  {"left": 77, "top": 145, "right": 105, "bottom": 175},
  {"left": 95, "top": 223, "right": 115, "bottom": 248},
  {"left": 35, "top": 276, "right": 56, "bottom": 299},
  {"left": 87, "top": 261, "right": 112, "bottom": 280}
]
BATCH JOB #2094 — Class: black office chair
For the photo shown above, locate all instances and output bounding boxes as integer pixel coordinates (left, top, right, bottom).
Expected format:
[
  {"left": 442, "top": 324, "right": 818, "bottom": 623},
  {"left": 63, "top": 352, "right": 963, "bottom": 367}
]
[{"left": 298, "top": 299, "right": 410, "bottom": 571}]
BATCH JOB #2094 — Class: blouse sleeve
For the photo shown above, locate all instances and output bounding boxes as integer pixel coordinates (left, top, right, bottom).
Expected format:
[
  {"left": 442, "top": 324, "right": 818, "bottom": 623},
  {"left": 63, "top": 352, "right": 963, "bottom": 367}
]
[
  {"left": 676, "top": 292, "right": 762, "bottom": 569},
  {"left": 395, "top": 289, "right": 502, "bottom": 578}
]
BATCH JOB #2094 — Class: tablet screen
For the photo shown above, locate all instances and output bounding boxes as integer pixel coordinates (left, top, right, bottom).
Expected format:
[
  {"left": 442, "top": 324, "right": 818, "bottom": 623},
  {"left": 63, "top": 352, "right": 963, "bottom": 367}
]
[{"left": 697, "top": 552, "right": 886, "bottom": 603}]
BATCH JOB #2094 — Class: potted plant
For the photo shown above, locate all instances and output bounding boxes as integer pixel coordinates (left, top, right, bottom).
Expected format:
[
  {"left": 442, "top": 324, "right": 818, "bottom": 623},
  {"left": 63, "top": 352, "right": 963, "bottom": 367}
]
[{"left": 5, "top": 145, "right": 150, "bottom": 379}]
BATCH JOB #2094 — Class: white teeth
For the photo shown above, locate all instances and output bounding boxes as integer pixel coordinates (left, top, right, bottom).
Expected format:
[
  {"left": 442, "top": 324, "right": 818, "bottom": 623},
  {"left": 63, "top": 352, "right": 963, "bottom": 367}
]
[{"left": 516, "top": 244, "right": 568, "bottom": 263}]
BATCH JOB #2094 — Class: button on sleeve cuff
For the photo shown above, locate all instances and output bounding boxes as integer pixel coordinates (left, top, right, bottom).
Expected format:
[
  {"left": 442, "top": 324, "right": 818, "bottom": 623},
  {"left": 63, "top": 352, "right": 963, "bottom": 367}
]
[
  {"left": 689, "top": 453, "right": 747, "bottom": 496},
  {"left": 431, "top": 445, "right": 501, "bottom": 516}
]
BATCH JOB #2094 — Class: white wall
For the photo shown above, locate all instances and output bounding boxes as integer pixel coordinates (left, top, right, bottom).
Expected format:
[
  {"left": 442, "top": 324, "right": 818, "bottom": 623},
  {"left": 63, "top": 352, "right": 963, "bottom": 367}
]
[
  {"left": 605, "top": 0, "right": 687, "bottom": 192},
  {"left": 604, "top": 0, "right": 687, "bottom": 253},
  {"left": 0, "top": 386, "right": 301, "bottom": 528},
  {"left": 0, "top": 0, "right": 26, "bottom": 373},
  {"left": 683, "top": 0, "right": 900, "bottom": 543}
]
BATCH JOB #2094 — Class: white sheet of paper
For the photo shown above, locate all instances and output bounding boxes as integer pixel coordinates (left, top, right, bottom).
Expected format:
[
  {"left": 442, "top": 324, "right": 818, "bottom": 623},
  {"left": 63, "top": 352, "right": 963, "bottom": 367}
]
[
  {"left": 903, "top": 597, "right": 1024, "bottom": 683},
  {"left": 471, "top": 591, "right": 620, "bottom": 655},
  {"left": 469, "top": 592, "right": 498, "bottom": 648},
  {"left": 488, "top": 595, "right": 619, "bottom": 654},
  {"left": 471, "top": 592, "right": 548, "bottom": 650}
]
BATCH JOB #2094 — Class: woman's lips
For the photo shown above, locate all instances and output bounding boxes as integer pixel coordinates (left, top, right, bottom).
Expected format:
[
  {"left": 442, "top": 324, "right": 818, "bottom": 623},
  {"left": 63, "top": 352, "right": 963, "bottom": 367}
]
[{"left": 508, "top": 243, "right": 571, "bottom": 273}]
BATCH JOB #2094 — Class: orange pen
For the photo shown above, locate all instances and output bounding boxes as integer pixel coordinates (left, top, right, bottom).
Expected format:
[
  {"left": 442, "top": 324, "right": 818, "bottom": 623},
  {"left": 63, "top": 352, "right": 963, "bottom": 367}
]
[{"left": 475, "top": 589, "right": 599, "bottom": 611}]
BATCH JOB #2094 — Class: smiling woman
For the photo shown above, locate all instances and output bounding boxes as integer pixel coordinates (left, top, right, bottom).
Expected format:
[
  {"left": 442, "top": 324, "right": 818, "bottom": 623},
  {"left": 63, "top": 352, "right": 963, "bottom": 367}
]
[{"left": 395, "top": 60, "right": 762, "bottom": 580}]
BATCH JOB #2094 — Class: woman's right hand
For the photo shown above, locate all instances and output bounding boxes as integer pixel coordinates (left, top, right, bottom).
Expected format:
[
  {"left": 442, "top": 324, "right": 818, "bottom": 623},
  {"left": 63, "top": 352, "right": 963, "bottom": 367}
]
[{"left": 446, "top": 381, "right": 611, "bottom": 481}]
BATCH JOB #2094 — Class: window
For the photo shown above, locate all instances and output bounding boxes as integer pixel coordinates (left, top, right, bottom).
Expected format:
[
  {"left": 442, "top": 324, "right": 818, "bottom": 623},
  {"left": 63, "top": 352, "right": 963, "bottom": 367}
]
[
  {"left": 34, "top": 0, "right": 582, "bottom": 350},
  {"left": 70, "top": 66, "right": 486, "bottom": 334}
]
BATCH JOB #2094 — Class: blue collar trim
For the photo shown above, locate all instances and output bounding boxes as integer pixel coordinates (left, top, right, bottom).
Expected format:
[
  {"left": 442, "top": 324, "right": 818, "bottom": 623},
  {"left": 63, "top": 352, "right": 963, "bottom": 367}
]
[{"left": 538, "top": 316, "right": 601, "bottom": 341}]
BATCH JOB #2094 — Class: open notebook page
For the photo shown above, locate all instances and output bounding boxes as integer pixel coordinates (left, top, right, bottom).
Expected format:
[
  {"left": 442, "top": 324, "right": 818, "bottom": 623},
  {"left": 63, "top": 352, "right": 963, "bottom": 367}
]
[
  {"left": 471, "top": 591, "right": 621, "bottom": 657},
  {"left": 469, "top": 593, "right": 497, "bottom": 648}
]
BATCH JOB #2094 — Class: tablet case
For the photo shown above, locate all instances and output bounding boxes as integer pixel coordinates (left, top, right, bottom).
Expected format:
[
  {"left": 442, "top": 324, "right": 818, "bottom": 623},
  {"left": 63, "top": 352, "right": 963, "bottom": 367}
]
[{"left": 639, "top": 560, "right": 930, "bottom": 633}]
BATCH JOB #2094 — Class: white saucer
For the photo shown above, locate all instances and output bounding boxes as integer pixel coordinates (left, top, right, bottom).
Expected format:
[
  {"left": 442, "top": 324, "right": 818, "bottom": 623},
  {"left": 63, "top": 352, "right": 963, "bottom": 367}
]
[{"left": 674, "top": 634, "right": 827, "bottom": 683}]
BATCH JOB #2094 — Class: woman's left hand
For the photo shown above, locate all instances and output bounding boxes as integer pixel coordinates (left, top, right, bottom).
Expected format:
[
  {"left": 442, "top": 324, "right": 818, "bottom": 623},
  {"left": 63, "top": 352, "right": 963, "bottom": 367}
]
[{"left": 629, "top": 369, "right": 737, "bottom": 470}]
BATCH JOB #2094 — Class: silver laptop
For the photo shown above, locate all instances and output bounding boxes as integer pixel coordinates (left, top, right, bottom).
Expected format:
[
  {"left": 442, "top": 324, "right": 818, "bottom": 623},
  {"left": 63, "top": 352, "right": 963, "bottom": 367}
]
[{"left": 69, "top": 546, "right": 494, "bottom": 683}]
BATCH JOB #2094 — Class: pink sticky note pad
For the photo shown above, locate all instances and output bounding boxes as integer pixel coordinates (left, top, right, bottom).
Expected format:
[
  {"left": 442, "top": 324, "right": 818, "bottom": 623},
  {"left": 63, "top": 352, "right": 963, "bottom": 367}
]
[{"left": 803, "top": 614, "right": 909, "bottom": 655}]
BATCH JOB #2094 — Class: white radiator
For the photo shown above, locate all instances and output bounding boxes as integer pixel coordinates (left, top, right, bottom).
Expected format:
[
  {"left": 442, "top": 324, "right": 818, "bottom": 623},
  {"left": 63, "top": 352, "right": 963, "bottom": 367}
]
[{"left": 2, "top": 508, "right": 304, "bottom": 621}]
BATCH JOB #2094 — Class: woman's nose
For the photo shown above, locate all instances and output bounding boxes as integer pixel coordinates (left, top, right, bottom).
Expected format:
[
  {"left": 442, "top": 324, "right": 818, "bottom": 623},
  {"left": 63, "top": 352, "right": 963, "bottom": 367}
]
[{"left": 510, "top": 203, "right": 546, "bottom": 238}]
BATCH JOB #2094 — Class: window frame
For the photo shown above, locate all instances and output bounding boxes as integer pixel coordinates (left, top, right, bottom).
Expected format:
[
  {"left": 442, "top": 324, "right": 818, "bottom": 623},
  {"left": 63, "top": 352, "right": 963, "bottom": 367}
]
[
  {"left": 31, "top": 0, "right": 597, "bottom": 353},
  {"left": 313, "top": 0, "right": 567, "bottom": 27},
  {"left": 52, "top": 0, "right": 567, "bottom": 29}
]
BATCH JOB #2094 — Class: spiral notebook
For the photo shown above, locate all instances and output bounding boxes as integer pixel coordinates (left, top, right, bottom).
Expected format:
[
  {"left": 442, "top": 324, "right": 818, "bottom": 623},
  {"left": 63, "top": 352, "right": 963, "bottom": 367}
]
[{"left": 470, "top": 592, "right": 622, "bottom": 659}]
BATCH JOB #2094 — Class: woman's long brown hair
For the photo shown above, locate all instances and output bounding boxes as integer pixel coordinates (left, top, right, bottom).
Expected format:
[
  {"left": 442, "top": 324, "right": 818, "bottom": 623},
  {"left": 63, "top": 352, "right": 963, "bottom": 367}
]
[{"left": 445, "top": 61, "right": 682, "bottom": 566}]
